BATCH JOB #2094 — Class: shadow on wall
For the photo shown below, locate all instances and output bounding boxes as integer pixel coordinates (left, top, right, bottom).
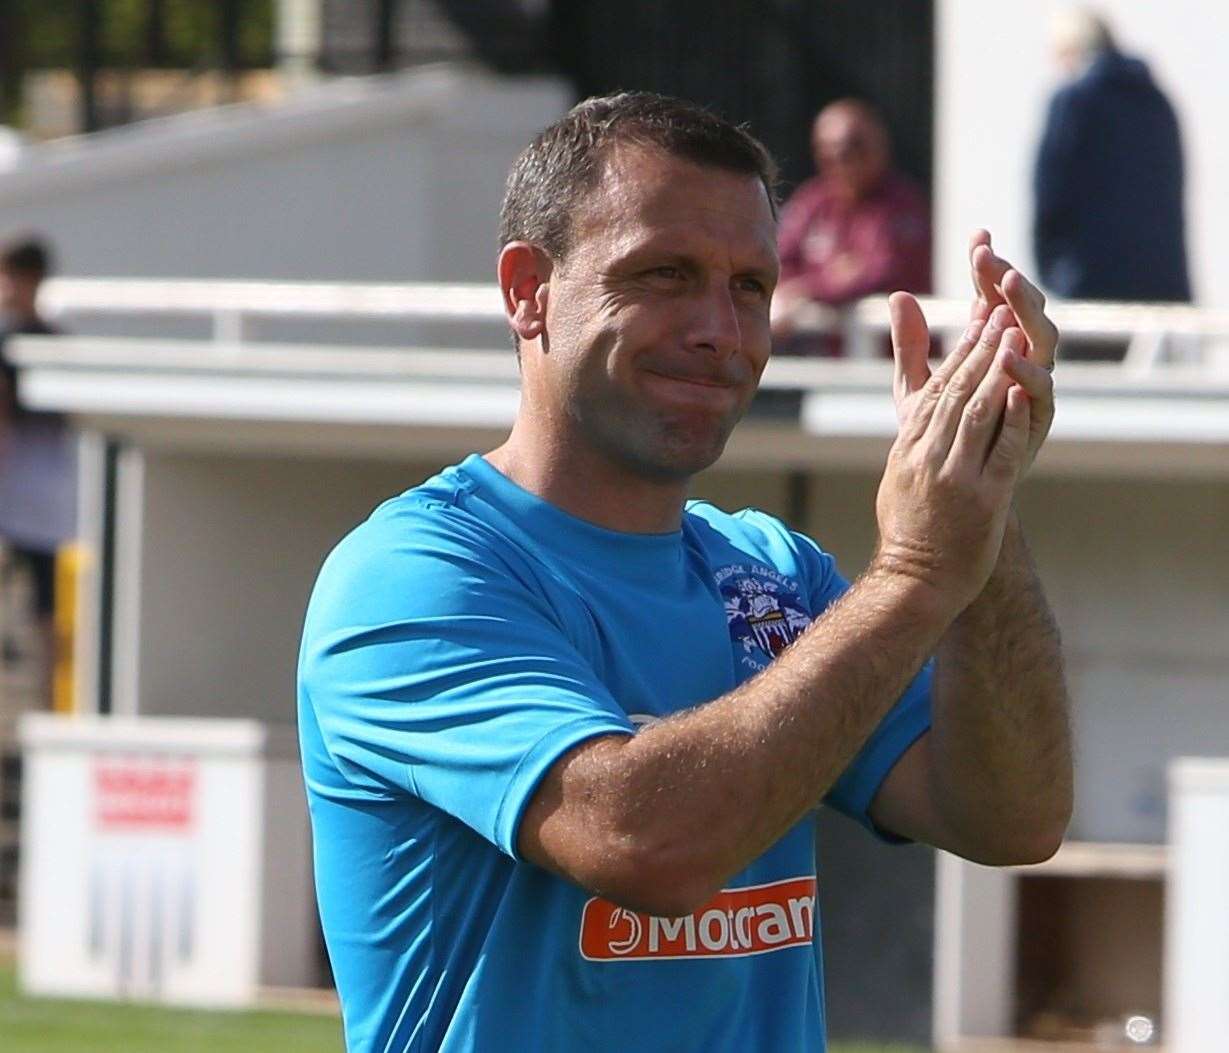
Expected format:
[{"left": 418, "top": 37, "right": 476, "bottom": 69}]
[{"left": 817, "top": 811, "right": 935, "bottom": 1044}]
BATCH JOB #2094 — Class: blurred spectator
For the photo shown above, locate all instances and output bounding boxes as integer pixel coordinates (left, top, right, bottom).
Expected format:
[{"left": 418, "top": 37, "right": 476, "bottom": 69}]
[
  {"left": 0, "top": 236, "right": 75, "bottom": 659},
  {"left": 1034, "top": 10, "right": 1190, "bottom": 309},
  {"left": 772, "top": 99, "right": 931, "bottom": 355}
]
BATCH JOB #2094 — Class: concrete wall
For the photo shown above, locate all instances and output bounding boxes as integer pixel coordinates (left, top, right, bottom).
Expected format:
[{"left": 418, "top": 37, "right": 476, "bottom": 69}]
[
  {"left": 0, "top": 70, "right": 569, "bottom": 285},
  {"left": 1019, "top": 476, "right": 1229, "bottom": 844},
  {"left": 116, "top": 451, "right": 434, "bottom": 721},
  {"left": 936, "top": 0, "right": 1229, "bottom": 306}
]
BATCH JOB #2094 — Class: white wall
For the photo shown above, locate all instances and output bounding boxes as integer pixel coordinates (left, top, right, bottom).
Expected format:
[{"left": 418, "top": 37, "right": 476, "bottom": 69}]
[
  {"left": 937, "top": 0, "right": 1229, "bottom": 306},
  {"left": 0, "top": 69, "right": 570, "bottom": 285},
  {"left": 122, "top": 451, "right": 434, "bottom": 723}
]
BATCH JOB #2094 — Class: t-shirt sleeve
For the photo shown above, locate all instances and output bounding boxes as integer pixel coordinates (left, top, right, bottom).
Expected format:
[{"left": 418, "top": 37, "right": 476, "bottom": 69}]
[
  {"left": 824, "top": 658, "right": 934, "bottom": 842},
  {"left": 298, "top": 504, "right": 634, "bottom": 858},
  {"left": 790, "top": 528, "right": 934, "bottom": 842}
]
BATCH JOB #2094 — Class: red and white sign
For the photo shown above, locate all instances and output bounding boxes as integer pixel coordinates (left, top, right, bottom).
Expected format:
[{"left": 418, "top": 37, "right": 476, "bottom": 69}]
[
  {"left": 579, "top": 876, "right": 816, "bottom": 962},
  {"left": 93, "top": 758, "right": 197, "bottom": 832}
]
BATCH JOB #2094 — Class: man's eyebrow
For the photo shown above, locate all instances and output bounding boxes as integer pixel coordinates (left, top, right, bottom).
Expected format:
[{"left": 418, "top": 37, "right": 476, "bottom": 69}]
[
  {"left": 613, "top": 243, "right": 692, "bottom": 266},
  {"left": 731, "top": 255, "right": 781, "bottom": 284},
  {"left": 737, "top": 258, "right": 780, "bottom": 278},
  {"left": 616, "top": 243, "right": 778, "bottom": 277}
]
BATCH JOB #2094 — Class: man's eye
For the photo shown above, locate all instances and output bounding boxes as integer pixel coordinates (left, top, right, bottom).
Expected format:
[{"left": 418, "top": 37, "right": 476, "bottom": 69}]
[
  {"left": 736, "top": 277, "right": 769, "bottom": 296},
  {"left": 648, "top": 266, "right": 684, "bottom": 280}
]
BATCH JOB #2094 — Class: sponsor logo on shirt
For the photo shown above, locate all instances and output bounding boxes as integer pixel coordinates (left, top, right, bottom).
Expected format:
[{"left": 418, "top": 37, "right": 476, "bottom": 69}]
[
  {"left": 715, "top": 565, "right": 813, "bottom": 672},
  {"left": 578, "top": 876, "right": 816, "bottom": 962}
]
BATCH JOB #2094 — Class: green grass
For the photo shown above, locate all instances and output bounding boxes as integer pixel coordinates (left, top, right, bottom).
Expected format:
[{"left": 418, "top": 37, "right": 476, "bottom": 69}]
[
  {"left": 1, "top": 963, "right": 927, "bottom": 1052},
  {"left": 0, "top": 963, "right": 344, "bottom": 1052},
  {"left": 831, "top": 1047, "right": 928, "bottom": 1053}
]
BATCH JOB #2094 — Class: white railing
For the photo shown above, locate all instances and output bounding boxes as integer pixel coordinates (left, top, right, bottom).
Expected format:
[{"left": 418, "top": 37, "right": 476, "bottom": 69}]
[
  {"left": 41, "top": 278, "right": 506, "bottom": 345},
  {"left": 782, "top": 297, "right": 1229, "bottom": 371},
  {"left": 39, "top": 277, "right": 1229, "bottom": 374}
]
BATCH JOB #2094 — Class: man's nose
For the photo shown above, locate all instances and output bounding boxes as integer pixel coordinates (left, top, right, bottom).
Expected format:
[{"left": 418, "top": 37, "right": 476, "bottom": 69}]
[{"left": 687, "top": 283, "right": 741, "bottom": 360}]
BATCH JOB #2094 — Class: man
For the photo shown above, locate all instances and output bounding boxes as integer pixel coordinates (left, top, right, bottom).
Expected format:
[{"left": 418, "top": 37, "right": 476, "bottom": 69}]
[
  {"left": 299, "top": 93, "right": 1071, "bottom": 1052},
  {"left": 772, "top": 99, "right": 931, "bottom": 354},
  {"left": 0, "top": 237, "right": 74, "bottom": 651},
  {"left": 1034, "top": 9, "right": 1189, "bottom": 306}
]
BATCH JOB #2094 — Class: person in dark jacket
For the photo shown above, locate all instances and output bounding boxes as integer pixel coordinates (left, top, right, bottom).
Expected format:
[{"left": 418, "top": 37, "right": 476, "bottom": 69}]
[
  {"left": 0, "top": 236, "right": 74, "bottom": 658},
  {"left": 1033, "top": 10, "right": 1190, "bottom": 305}
]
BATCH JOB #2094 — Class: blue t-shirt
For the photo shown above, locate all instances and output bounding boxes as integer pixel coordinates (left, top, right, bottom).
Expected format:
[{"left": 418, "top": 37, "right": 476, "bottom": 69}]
[{"left": 298, "top": 454, "right": 932, "bottom": 1052}]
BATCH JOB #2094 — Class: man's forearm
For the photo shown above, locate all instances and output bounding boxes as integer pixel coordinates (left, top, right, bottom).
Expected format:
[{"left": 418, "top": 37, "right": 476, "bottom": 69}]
[
  {"left": 531, "top": 564, "right": 953, "bottom": 915},
  {"left": 639, "top": 566, "right": 946, "bottom": 847},
  {"left": 929, "top": 512, "right": 1073, "bottom": 861}
]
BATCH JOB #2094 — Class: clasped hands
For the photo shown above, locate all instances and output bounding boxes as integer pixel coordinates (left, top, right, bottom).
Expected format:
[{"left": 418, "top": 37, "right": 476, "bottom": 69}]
[{"left": 873, "top": 230, "right": 1059, "bottom": 612}]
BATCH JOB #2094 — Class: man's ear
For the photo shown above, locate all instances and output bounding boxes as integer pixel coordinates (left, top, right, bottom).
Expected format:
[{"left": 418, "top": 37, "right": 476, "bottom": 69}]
[{"left": 498, "top": 241, "right": 552, "bottom": 343}]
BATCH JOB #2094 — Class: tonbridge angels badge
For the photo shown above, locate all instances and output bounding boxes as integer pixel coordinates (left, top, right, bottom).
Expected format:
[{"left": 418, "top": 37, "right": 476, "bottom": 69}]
[{"left": 715, "top": 565, "right": 813, "bottom": 672}]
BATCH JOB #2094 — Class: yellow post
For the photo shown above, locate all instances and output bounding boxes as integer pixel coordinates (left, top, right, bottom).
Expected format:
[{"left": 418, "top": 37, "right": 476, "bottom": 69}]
[{"left": 51, "top": 543, "right": 83, "bottom": 715}]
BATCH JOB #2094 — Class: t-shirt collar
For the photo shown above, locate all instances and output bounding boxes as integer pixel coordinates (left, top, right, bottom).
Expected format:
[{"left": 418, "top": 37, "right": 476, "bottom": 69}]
[{"left": 458, "top": 453, "right": 686, "bottom": 585}]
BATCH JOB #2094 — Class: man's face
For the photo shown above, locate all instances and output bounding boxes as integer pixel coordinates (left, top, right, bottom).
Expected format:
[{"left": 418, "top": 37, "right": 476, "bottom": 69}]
[
  {"left": 530, "top": 145, "right": 778, "bottom": 482},
  {"left": 813, "top": 109, "right": 887, "bottom": 202}
]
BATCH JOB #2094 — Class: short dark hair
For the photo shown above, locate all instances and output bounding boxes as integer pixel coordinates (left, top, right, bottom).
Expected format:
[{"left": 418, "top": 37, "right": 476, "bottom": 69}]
[
  {"left": 1, "top": 236, "right": 52, "bottom": 280},
  {"left": 499, "top": 92, "right": 779, "bottom": 263}
]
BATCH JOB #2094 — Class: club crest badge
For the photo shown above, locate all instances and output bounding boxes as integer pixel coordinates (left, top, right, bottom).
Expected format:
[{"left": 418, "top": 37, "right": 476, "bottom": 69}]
[{"left": 715, "top": 565, "right": 813, "bottom": 672}]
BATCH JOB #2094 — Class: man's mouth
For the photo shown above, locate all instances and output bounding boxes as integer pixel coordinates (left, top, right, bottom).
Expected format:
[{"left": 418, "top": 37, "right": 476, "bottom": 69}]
[
  {"left": 640, "top": 369, "right": 742, "bottom": 408},
  {"left": 642, "top": 368, "right": 738, "bottom": 389}
]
